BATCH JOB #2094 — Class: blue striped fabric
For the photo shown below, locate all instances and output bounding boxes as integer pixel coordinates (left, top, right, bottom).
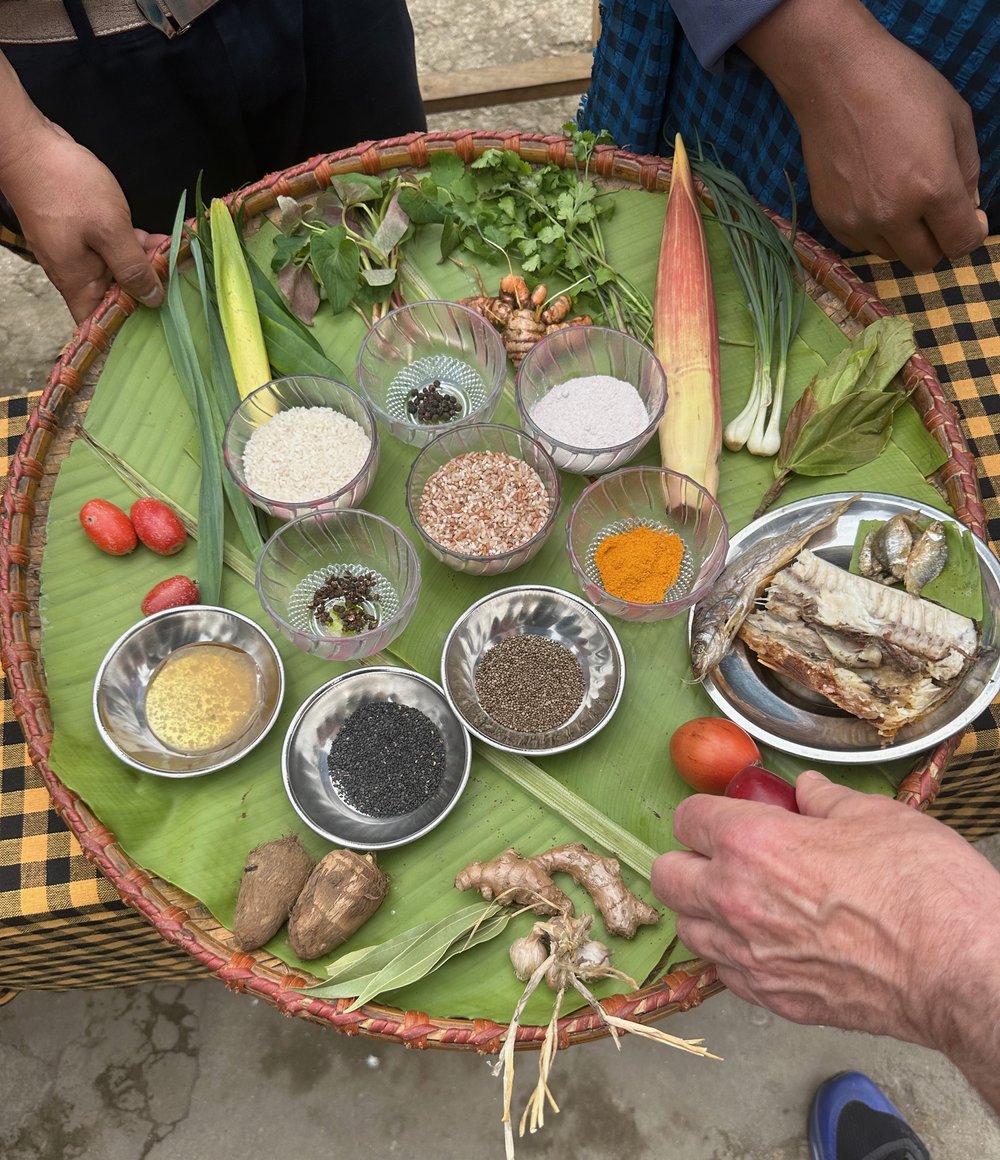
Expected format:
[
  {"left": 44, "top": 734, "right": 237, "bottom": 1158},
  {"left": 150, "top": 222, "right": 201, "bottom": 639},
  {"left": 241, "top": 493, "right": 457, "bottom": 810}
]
[{"left": 580, "top": 0, "right": 1000, "bottom": 252}]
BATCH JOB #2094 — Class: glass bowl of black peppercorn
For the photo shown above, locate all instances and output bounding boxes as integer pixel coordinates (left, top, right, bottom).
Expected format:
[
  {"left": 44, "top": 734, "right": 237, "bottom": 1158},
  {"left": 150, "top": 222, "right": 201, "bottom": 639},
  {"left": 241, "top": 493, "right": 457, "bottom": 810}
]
[
  {"left": 441, "top": 585, "right": 626, "bottom": 756},
  {"left": 256, "top": 510, "right": 422, "bottom": 661},
  {"left": 355, "top": 300, "right": 508, "bottom": 447},
  {"left": 282, "top": 667, "right": 472, "bottom": 849}
]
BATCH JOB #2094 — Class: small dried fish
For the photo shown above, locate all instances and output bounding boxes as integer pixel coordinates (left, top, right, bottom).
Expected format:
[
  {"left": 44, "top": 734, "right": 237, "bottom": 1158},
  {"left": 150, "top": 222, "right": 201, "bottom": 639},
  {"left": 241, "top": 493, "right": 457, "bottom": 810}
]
[
  {"left": 873, "top": 514, "right": 913, "bottom": 579},
  {"left": 689, "top": 494, "right": 860, "bottom": 681},
  {"left": 904, "top": 520, "right": 948, "bottom": 595}
]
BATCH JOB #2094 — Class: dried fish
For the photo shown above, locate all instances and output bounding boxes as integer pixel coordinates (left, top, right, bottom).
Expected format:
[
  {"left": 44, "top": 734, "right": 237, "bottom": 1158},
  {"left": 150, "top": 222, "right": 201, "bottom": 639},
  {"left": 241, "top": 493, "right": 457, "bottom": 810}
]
[
  {"left": 739, "top": 550, "right": 979, "bottom": 741},
  {"left": 689, "top": 495, "right": 860, "bottom": 681},
  {"left": 873, "top": 514, "right": 913, "bottom": 579},
  {"left": 904, "top": 520, "right": 948, "bottom": 595}
]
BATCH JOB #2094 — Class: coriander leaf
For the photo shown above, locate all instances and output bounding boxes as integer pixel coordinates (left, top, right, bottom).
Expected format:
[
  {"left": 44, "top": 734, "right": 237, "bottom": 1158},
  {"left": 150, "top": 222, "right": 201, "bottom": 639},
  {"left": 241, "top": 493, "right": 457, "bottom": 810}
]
[
  {"left": 430, "top": 151, "right": 468, "bottom": 190},
  {"left": 309, "top": 225, "right": 359, "bottom": 315}
]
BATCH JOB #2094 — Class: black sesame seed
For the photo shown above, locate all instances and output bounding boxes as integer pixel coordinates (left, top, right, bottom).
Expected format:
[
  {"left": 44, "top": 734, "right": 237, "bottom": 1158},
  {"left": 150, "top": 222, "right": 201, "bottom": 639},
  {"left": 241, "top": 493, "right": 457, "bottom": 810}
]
[{"left": 327, "top": 700, "right": 447, "bottom": 817}]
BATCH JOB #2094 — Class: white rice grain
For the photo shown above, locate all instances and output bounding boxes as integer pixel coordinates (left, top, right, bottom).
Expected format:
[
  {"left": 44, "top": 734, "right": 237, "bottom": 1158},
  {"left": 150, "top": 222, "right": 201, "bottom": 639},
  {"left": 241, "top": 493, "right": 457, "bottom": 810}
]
[{"left": 242, "top": 407, "right": 371, "bottom": 501}]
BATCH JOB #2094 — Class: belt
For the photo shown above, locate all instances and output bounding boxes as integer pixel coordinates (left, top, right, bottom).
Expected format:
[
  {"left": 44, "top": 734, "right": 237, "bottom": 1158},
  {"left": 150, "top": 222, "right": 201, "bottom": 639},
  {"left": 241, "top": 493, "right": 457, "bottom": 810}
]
[{"left": 0, "top": 0, "right": 220, "bottom": 44}]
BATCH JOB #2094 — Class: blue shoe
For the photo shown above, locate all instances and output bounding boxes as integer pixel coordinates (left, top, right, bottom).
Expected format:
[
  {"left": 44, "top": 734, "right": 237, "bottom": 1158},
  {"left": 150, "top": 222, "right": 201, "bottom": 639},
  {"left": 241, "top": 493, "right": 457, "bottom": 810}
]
[{"left": 809, "top": 1071, "right": 931, "bottom": 1160}]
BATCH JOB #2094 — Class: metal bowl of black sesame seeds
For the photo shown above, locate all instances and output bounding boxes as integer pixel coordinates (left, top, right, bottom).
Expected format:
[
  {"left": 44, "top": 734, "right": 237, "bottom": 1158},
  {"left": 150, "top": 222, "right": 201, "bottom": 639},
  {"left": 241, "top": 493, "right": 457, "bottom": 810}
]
[
  {"left": 281, "top": 667, "right": 472, "bottom": 849},
  {"left": 440, "top": 585, "right": 626, "bottom": 756}
]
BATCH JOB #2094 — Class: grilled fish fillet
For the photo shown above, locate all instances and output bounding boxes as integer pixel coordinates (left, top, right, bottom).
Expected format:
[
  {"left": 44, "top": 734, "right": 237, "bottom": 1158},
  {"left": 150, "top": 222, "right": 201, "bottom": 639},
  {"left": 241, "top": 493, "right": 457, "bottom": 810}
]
[{"left": 739, "top": 550, "right": 978, "bottom": 741}]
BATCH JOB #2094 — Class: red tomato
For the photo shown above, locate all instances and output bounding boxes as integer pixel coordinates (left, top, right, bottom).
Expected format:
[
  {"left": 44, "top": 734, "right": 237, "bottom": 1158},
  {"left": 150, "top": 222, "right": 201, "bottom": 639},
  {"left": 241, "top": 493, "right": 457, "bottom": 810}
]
[
  {"left": 669, "top": 717, "right": 761, "bottom": 794},
  {"left": 724, "top": 765, "right": 800, "bottom": 812}
]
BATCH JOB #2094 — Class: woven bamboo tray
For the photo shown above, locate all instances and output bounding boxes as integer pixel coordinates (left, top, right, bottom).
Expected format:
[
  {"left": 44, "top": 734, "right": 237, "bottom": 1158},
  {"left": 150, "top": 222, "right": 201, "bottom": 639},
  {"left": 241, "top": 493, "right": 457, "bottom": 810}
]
[{"left": 0, "top": 132, "right": 985, "bottom": 1049}]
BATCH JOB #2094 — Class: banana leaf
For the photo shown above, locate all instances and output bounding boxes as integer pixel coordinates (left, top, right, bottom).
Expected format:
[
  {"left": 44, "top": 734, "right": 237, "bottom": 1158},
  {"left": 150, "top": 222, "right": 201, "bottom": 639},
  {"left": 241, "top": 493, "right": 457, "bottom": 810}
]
[{"left": 40, "top": 188, "right": 946, "bottom": 1025}]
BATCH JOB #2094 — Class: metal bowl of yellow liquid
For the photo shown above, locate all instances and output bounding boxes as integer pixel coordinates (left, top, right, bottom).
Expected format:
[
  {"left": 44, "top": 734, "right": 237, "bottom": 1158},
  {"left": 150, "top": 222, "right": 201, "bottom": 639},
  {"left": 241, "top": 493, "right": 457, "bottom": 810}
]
[{"left": 93, "top": 605, "right": 285, "bottom": 777}]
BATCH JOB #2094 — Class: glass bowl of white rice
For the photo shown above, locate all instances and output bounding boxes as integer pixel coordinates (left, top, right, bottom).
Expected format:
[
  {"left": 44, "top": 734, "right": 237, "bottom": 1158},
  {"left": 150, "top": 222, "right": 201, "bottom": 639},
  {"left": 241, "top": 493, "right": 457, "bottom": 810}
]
[
  {"left": 256, "top": 509, "right": 422, "bottom": 661},
  {"left": 223, "top": 375, "right": 379, "bottom": 520},
  {"left": 515, "top": 325, "right": 667, "bottom": 475}
]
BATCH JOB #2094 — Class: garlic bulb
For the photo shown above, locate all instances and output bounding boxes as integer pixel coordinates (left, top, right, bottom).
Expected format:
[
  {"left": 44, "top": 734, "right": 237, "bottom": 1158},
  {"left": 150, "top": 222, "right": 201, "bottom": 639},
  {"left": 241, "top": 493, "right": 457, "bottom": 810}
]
[{"left": 509, "top": 928, "right": 549, "bottom": 981}]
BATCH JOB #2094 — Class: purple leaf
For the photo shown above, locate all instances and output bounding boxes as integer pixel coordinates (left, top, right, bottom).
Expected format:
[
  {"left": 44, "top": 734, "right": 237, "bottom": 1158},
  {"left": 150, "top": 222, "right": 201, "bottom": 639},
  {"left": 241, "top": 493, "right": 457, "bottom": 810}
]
[{"left": 277, "top": 263, "right": 320, "bottom": 325}]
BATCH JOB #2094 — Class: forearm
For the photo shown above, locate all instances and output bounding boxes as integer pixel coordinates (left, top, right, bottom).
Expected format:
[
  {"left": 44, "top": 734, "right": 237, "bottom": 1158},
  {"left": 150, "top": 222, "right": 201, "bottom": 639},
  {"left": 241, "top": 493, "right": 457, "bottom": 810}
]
[
  {"left": 737, "top": 0, "right": 890, "bottom": 112},
  {"left": 0, "top": 50, "right": 50, "bottom": 187},
  {"left": 930, "top": 926, "right": 1000, "bottom": 1115}
]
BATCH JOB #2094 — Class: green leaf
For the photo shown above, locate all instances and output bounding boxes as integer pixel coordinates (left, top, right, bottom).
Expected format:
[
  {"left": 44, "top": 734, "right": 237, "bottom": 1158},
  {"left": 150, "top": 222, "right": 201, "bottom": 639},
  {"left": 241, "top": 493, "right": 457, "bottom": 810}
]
[
  {"left": 853, "top": 317, "right": 916, "bottom": 392},
  {"left": 429, "top": 151, "right": 468, "bottom": 190},
  {"left": 921, "top": 523, "right": 984, "bottom": 620},
  {"left": 269, "top": 232, "right": 308, "bottom": 273},
  {"left": 396, "top": 185, "right": 447, "bottom": 225},
  {"left": 785, "top": 390, "right": 903, "bottom": 476},
  {"left": 310, "top": 226, "right": 360, "bottom": 315},
  {"left": 329, "top": 173, "right": 384, "bottom": 204},
  {"left": 891, "top": 402, "right": 949, "bottom": 477}
]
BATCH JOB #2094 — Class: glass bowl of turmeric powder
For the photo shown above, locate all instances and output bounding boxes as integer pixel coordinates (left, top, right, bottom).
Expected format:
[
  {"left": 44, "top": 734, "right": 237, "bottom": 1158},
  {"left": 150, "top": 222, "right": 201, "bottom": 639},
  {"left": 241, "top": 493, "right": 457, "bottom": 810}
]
[{"left": 565, "top": 467, "right": 729, "bottom": 622}]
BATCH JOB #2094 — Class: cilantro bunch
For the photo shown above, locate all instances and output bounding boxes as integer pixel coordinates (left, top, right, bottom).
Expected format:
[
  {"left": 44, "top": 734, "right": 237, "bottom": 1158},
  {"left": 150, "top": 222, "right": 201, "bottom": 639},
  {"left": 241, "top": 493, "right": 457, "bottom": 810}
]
[{"left": 404, "top": 126, "right": 652, "bottom": 339}]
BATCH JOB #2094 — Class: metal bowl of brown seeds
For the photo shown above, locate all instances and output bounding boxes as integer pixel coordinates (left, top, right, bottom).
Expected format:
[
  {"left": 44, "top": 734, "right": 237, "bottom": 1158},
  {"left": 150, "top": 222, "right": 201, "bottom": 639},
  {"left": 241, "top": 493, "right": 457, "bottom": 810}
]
[{"left": 440, "top": 585, "right": 626, "bottom": 756}]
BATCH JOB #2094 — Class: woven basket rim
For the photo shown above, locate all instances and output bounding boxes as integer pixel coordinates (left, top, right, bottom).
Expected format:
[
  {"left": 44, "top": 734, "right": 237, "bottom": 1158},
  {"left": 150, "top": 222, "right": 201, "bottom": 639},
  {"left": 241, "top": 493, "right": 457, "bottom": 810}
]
[{"left": 0, "top": 129, "right": 982, "bottom": 1049}]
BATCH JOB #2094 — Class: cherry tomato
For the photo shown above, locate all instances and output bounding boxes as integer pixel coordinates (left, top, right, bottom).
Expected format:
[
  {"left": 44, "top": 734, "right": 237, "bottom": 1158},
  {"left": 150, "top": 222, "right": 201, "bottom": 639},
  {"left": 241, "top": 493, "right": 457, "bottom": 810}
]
[
  {"left": 724, "top": 764, "right": 800, "bottom": 812},
  {"left": 669, "top": 717, "right": 761, "bottom": 794}
]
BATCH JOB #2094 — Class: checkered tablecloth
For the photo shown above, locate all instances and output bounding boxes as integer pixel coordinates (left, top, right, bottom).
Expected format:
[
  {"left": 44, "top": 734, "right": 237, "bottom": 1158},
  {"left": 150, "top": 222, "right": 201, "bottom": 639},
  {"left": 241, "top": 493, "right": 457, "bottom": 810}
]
[
  {"left": 1, "top": 243, "right": 998, "bottom": 993},
  {"left": 0, "top": 395, "right": 205, "bottom": 993}
]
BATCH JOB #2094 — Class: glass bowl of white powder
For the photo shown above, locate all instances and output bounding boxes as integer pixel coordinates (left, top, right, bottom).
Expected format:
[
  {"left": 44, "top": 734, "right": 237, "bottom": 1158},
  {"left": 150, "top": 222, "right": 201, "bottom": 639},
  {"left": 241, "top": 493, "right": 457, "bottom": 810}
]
[
  {"left": 256, "top": 509, "right": 422, "bottom": 661},
  {"left": 223, "top": 375, "right": 379, "bottom": 520},
  {"left": 355, "top": 300, "right": 508, "bottom": 447},
  {"left": 515, "top": 325, "right": 667, "bottom": 474}
]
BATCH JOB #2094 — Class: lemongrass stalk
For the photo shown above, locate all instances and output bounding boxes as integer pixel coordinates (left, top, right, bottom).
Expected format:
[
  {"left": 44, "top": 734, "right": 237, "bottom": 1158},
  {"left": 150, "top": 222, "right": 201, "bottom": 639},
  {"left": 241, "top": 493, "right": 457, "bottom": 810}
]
[{"left": 655, "top": 134, "right": 723, "bottom": 498}]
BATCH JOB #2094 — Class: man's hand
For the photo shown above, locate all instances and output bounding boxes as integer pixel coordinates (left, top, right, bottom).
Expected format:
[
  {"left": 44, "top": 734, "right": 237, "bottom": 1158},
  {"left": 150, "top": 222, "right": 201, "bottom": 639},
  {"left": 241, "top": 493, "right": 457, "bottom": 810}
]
[
  {"left": 652, "top": 771, "right": 1000, "bottom": 1059},
  {"left": 2, "top": 120, "right": 165, "bottom": 322},
  {"left": 739, "top": 0, "right": 989, "bottom": 269}
]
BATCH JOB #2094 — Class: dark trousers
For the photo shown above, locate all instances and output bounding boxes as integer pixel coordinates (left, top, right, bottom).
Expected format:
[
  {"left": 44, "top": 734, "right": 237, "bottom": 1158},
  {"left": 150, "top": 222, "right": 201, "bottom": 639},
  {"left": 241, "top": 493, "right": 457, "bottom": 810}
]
[{"left": 1, "top": 0, "right": 427, "bottom": 233}]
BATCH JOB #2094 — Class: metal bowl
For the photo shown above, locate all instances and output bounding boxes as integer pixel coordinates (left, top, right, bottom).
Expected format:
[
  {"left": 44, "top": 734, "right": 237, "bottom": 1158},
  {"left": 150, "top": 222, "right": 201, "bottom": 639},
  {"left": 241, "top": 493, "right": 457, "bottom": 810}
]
[
  {"left": 282, "top": 667, "right": 472, "bottom": 850},
  {"left": 696, "top": 492, "right": 1000, "bottom": 764},
  {"left": 441, "top": 585, "right": 626, "bottom": 756},
  {"left": 93, "top": 606, "right": 285, "bottom": 777}
]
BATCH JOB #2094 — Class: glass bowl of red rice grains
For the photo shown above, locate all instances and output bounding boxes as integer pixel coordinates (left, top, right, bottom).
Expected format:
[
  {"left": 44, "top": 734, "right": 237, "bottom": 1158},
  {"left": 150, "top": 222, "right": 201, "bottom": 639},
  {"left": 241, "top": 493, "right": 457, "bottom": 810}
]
[
  {"left": 406, "top": 423, "right": 561, "bottom": 576},
  {"left": 565, "top": 467, "right": 729, "bottom": 622},
  {"left": 223, "top": 375, "right": 379, "bottom": 521}
]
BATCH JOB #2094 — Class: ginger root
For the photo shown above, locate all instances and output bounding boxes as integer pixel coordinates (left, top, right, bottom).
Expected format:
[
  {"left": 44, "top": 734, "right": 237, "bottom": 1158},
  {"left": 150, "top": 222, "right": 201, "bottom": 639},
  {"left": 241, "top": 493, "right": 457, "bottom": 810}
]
[
  {"left": 454, "top": 848, "right": 572, "bottom": 916},
  {"left": 533, "top": 843, "right": 659, "bottom": 939},
  {"left": 458, "top": 274, "right": 592, "bottom": 366},
  {"left": 455, "top": 842, "right": 659, "bottom": 939}
]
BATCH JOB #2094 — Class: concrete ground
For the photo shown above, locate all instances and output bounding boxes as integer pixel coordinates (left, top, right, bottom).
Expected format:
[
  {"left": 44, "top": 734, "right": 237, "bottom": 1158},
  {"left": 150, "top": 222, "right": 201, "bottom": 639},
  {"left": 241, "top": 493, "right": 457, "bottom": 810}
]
[{"left": 2, "top": 3, "right": 1000, "bottom": 1157}]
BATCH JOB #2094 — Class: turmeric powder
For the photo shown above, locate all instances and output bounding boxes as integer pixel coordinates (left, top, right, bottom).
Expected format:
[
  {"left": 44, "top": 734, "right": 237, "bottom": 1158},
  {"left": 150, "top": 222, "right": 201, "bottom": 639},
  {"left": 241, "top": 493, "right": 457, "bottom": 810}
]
[{"left": 594, "top": 524, "right": 686, "bottom": 603}]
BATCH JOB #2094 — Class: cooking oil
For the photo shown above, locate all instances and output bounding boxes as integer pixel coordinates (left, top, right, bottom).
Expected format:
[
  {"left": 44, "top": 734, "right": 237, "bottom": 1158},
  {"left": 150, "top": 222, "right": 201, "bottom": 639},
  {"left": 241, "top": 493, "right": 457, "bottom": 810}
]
[{"left": 144, "top": 642, "right": 260, "bottom": 754}]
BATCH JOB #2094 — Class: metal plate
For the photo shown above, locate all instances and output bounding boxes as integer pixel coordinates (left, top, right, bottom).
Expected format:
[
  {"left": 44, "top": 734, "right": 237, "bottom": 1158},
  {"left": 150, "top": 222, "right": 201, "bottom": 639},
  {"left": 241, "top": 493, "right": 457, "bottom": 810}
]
[
  {"left": 695, "top": 492, "right": 1000, "bottom": 764},
  {"left": 441, "top": 584, "right": 626, "bottom": 755},
  {"left": 282, "top": 667, "right": 472, "bottom": 849}
]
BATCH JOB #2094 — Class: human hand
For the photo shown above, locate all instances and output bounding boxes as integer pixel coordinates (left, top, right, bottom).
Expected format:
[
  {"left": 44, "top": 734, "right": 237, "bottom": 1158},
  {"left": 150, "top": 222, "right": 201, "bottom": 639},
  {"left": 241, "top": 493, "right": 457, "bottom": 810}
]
[
  {"left": 1, "top": 119, "right": 165, "bottom": 322},
  {"left": 740, "top": 0, "right": 989, "bottom": 269},
  {"left": 651, "top": 771, "right": 1000, "bottom": 1053}
]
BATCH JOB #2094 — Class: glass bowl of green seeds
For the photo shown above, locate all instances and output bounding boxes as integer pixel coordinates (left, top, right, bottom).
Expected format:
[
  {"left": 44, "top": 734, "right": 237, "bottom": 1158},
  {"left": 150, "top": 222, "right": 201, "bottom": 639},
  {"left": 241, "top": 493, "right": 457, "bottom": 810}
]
[
  {"left": 441, "top": 584, "right": 626, "bottom": 756},
  {"left": 256, "top": 510, "right": 422, "bottom": 661}
]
